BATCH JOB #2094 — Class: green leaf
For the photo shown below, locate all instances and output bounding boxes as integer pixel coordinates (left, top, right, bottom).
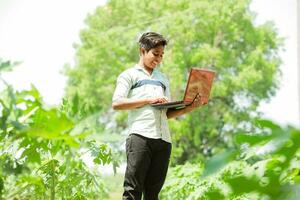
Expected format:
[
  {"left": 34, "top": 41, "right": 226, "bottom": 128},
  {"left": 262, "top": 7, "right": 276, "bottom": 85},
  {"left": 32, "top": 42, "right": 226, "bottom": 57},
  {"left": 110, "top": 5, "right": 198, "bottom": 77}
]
[
  {"left": 26, "top": 108, "right": 74, "bottom": 139},
  {"left": 255, "top": 119, "right": 282, "bottom": 131},
  {"left": 234, "top": 132, "right": 273, "bottom": 145},
  {"left": 201, "top": 149, "right": 237, "bottom": 178},
  {"left": 21, "top": 146, "right": 41, "bottom": 164}
]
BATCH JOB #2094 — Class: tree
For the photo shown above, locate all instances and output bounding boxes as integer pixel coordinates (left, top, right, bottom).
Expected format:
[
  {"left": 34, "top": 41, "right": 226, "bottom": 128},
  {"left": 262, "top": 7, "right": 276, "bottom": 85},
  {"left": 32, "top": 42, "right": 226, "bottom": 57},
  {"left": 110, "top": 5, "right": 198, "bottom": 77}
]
[{"left": 64, "top": 0, "right": 282, "bottom": 163}]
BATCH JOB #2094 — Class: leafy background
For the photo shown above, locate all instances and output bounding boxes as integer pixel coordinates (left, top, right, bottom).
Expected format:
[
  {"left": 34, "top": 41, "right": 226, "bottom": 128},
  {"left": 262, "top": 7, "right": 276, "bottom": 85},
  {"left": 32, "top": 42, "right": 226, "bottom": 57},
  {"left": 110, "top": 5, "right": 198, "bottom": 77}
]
[{"left": 1, "top": 0, "right": 299, "bottom": 199}]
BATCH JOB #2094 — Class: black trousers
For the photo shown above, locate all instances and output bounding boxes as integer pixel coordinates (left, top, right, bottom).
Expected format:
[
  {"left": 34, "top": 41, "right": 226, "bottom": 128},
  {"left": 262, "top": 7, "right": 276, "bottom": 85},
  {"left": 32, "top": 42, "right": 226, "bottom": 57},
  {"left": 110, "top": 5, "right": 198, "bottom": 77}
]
[{"left": 123, "top": 133, "right": 172, "bottom": 200}]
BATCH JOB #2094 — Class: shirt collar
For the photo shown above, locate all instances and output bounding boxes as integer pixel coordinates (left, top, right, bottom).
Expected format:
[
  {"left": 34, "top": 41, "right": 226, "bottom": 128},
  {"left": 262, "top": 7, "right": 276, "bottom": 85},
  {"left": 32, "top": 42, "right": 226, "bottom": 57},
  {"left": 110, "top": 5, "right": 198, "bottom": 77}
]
[{"left": 134, "top": 64, "right": 158, "bottom": 76}]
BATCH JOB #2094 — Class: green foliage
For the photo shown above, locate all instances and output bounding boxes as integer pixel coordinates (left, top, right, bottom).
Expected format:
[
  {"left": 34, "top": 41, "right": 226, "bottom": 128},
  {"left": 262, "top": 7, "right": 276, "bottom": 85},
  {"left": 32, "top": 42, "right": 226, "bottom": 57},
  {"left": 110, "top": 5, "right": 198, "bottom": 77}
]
[
  {"left": 0, "top": 62, "right": 113, "bottom": 199},
  {"left": 161, "top": 162, "right": 204, "bottom": 199},
  {"left": 0, "top": 58, "right": 20, "bottom": 73},
  {"left": 161, "top": 120, "right": 300, "bottom": 200},
  {"left": 64, "top": 0, "right": 282, "bottom": 163}
]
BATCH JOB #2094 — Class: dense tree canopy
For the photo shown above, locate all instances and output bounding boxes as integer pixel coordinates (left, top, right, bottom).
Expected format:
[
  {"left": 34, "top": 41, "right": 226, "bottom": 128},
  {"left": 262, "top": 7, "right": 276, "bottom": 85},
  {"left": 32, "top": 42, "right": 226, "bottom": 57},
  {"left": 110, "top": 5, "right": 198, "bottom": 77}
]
[{"left": 64, "top": 0, "right": 282, "bottom": 163}]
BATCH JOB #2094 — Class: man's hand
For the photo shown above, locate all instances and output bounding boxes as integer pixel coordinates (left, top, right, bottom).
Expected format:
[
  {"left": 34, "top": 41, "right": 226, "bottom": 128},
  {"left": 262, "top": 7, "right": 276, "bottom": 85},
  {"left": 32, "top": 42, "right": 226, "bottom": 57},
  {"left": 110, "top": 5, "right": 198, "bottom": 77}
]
[
  {"left": 166, "top": 95, "right": 208, "bottom": 119},
  {"left": 189, "top": 95, "right": 208, "bottom": 109},
  {"left": 148, "top": 96, "right": 169, "bottom": 104}
]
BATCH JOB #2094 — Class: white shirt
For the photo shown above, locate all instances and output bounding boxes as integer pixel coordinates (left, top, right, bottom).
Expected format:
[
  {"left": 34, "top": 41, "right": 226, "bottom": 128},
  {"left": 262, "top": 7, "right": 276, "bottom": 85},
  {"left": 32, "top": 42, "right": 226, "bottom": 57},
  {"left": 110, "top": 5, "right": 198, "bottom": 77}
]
[{"left": 112, "top": 64, "right": 171, "bottom": 143}]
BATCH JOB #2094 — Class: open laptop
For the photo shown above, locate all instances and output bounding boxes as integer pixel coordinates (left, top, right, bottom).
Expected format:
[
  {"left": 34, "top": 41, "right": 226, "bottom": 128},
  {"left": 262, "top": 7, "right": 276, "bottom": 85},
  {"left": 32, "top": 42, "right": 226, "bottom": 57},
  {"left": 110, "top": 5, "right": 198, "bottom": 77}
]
[{"left": 151, "top": 68, "right": 216, "bottom": 109}]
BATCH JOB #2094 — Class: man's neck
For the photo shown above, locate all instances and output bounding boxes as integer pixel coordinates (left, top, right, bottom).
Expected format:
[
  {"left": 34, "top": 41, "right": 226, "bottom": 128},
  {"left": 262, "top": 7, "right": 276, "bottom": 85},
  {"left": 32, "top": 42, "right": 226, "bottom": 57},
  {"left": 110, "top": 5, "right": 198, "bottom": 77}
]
[{"left": 138, "top": 61, "right": 153, "bottom": 75}]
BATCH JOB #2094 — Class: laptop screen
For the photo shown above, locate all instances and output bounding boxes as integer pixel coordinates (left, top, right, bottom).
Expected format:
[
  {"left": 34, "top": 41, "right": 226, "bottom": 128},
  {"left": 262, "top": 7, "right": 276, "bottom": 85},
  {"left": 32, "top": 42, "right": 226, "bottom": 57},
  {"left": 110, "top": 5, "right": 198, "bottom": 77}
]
[{"left": 182, "top": 68, "right": 215, "bottom": 103}]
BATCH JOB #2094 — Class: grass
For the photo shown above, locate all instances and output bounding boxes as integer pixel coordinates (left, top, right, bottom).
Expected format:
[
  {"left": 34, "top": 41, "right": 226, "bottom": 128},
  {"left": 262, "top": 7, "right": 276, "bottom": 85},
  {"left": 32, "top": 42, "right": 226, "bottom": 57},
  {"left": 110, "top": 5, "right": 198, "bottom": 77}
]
[{"left": 103, "top": 173, "right": 124, "bottom": 200}]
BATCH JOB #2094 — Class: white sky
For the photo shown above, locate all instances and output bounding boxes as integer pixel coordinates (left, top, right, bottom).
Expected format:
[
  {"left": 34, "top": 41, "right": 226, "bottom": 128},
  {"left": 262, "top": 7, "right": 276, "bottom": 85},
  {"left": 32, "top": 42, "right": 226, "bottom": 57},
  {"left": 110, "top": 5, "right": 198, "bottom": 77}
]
[
  {"left": 0, "top": 0, "right": 105, "bottom": 103},
  {"left": 0, "top": 0, "right": 298, "bottom": 127},
  {"left": 250, "top": 0, "right": 299, "bottom": 127}
]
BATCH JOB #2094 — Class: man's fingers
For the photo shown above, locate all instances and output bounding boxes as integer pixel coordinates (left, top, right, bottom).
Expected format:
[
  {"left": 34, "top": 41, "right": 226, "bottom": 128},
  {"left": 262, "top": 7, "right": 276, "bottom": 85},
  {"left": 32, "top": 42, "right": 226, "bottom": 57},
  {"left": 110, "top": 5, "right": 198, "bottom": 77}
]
[
  {"left": 161, "top": 97, "right": 168, "bottom": 103},
  {"left": 191, "top": 96, "right": 208, "bottom": 108}
]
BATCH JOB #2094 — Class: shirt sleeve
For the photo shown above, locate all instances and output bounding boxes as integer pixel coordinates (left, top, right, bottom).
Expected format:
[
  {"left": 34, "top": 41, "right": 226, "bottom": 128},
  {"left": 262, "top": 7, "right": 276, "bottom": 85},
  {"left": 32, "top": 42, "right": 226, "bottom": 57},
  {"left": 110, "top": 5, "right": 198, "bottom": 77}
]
[{"left": 112, "top": 71, "right": 132, "bottom": 102}]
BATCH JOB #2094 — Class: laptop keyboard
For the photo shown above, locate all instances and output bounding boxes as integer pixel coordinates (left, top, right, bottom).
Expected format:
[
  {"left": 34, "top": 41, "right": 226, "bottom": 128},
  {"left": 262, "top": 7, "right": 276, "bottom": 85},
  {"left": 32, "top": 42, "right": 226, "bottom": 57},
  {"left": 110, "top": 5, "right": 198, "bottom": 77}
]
[{"left": 155, "top": 100, "right": 184, "bottom": 105}]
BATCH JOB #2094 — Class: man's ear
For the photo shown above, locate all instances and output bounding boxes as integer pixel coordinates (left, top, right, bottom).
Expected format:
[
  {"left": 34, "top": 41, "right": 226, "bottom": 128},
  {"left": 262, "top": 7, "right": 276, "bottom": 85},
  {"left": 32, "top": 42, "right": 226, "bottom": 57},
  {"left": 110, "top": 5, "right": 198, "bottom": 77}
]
[{"left": 140, "top": 47, "right": 145, "bottom": 56}]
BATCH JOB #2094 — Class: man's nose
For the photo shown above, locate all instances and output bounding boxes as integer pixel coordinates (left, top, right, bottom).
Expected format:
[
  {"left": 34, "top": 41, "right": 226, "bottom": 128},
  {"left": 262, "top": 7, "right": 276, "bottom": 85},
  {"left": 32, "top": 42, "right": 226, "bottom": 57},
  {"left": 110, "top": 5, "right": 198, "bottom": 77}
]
[{"left": 156, "top": 57, "right": 162, "bottom": 63}]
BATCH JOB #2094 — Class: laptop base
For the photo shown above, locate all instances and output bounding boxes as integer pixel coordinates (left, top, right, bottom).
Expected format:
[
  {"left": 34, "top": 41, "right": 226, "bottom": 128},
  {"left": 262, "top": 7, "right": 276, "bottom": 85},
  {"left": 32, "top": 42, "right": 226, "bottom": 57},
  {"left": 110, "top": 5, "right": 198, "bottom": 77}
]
[{"left": 150, "top": 101, "right": 191, "bottom": 109}]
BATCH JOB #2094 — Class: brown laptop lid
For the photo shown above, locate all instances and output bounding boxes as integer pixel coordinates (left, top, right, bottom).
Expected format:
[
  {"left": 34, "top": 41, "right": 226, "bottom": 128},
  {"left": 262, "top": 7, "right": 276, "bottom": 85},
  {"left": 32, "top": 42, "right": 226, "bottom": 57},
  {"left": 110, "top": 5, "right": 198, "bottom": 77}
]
[{"left": 183, "top": 68, "right": 215, "bottom": 103}]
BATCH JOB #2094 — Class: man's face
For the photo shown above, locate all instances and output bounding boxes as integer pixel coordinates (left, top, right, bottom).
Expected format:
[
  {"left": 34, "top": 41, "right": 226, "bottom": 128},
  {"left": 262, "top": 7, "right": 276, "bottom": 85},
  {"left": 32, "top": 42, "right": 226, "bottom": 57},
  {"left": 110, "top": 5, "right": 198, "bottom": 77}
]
[{"left": 141, "top": 45, "right": 164, "bottom": 69}]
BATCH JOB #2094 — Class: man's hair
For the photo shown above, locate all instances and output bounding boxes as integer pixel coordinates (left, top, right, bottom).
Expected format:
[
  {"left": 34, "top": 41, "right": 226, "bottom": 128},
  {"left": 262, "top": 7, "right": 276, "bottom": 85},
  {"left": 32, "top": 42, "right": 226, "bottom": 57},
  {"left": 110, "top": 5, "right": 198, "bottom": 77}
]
[{"left": 138, "top": 32, "right": 168, "bottom": 51}]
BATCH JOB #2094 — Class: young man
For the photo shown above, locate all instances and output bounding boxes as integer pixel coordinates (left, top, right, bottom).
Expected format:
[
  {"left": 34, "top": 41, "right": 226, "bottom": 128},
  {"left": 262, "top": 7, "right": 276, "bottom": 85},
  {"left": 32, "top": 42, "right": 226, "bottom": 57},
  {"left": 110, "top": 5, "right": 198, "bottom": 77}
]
[{"left": 112, "top": 32, "right": 207, "bottom": 200}]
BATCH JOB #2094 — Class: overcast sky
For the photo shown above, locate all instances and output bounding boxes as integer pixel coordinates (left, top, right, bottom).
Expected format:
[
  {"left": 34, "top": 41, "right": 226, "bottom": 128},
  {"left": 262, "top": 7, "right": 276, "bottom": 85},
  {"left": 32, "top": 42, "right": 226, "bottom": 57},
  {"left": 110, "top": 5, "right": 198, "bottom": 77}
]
[{"left": 0, "top": 0, "right": 298, "bottom": 127}]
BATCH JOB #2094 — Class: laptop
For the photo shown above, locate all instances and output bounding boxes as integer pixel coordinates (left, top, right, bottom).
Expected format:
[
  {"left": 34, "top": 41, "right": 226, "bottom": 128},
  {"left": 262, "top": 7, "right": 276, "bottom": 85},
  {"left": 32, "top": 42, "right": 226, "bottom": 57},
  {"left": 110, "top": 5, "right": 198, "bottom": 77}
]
[{"left": 151, "top": 68, "right": 215, "bottom": 109}]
